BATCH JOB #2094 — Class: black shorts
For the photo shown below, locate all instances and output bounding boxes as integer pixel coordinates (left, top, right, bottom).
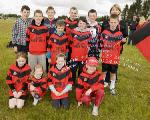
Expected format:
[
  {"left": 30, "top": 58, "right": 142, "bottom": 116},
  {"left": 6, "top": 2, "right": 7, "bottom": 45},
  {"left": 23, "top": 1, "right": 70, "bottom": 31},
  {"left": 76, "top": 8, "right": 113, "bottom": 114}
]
[
  {"left": 9, "top": 95, "right": 27, "bottom": 100},
  {"left": 102, "top": 63, "right": 118, "bottom": 73}
]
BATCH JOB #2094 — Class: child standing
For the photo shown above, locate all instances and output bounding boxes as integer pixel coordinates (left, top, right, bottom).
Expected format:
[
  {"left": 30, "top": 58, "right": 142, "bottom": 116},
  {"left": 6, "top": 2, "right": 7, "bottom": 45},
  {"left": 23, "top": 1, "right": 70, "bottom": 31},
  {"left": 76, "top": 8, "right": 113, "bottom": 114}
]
[
  {"left": 47, "top": 19, "right": 68, "bottom": 66},
  {"left": 6, "top": 52, "right": 31, "bottom": 109},
  {"left": 70, "top": 16, "right": 92, "bottom": 84},
  {"left": 48, "top": 53, "right": 73, "bottom": 108},
  {"left": 100, "top": 14, "right": 126, "bottom": 95},
  {"left": 87, "top": 9, "right": 101, "bottom": 59},
  {"left": 12, "top": 5, "right": 32, "bottom": 53},
  {"left": 26, "top": 9, "right": 49, "bottom": 71},
  {"left": 76, "top": 57, "right": 104, "bottom": 116},
  {"left": 29, "top": 64, "right": 47, "bottom": 106}
]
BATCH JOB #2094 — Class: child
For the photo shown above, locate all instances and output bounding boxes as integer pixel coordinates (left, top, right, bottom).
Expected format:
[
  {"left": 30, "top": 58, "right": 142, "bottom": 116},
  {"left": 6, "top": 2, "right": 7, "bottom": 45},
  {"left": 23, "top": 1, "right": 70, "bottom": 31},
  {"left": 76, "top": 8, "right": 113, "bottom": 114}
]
[
  {"left": 44, "top": 6, "right": 57, "bottom": 35},
  {"left": 100, "top": 14, "right": 126, "bottom": 95},
  {"left": 12, "top": 5, "right": 32, "bottom": 53},
  {"left": 48, "top": 53, "right": 73, "bottom": 108},
  {"left": 47, "top": 19, "right": 68, "bottom": 66},
  {"left": 65, "top": 7, "right": 78, "bottom": 62},
  {"left": 6, "top": 52, "right": 31, "bottom": 109},
  {"left": 70, "top": 16, "right": 92, "bottom": 84},
  {"left": 87, "top": 9, "right": 101, "bottom": 59},
  {"left": 26, "top": 9, "right": 49, "bottom": 71},
  {"left": 28, "top": 64, "right": 47, "bottom": 106},
  {"left": 76, "top": 57, "right": 104, "bottom": 116}
]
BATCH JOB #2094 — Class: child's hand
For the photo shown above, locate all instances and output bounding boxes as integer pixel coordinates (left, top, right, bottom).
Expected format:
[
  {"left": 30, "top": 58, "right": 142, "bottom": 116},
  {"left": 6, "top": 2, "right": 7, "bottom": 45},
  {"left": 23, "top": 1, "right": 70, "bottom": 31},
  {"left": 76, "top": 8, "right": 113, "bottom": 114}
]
[
  {"left": 85, "top": 88, "right": 92, "bottom": 96},
  {"left": 48, "top": 58, "right": 51, "bottom": 63},
  {"left": 30, "top": 85, "right": 35, "bottom": 91},
  {"left": 77, "top": 102, "right": 82, "bottom": 107},
  {"left": 121, "top": 38, "right": 127, "bottom": 43},
  {"left": 54, "top": 91, "right": 61, "bottom": 96},
  {"left": 16, "top": 92, "right": 22, "bottom": 98},
  {"left": 14, "top": 46, "right": 17, "bottom": 53},
  {"left": 13, "top": 91, "right": 18, "bottom": 98}
]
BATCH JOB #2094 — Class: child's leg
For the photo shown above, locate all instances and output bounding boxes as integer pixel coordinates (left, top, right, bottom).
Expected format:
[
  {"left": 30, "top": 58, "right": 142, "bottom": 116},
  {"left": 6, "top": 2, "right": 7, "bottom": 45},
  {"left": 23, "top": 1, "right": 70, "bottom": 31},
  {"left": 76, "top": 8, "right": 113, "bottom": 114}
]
[
  {"left": 33, "top": 94, "right": 41, "bottom": 106},
  {"left": 110, "top": 73, "right": 116, "bottom": 89},
  {"left": 28, "top": 53, "right": 38, "bottom": 70},
  {"left": 16, "top": 99, "right": 25, "bottom": 109},
  {"left": 9, "top": 98, "right": 17, "bottom": 109},
  {"left": 78, "top": 61, "right": 85, "bottom": 76},
  {"left": 61, "top": 97, "right": 69, "bottom": 109},
  {"left": 94, "top": 90, "right": 104, "bottom": 107},
  {"left": 81, "top": 95, "right": 91, "bottom": 106},
  {"left": 38, "top": 54, "right": 46, "bottom": 72},
  {"left": 70, "top": 61, "right": 78, "bottom": 84},
  {"left": 52, "top": 99, "right": 61, "bottom": 108}
]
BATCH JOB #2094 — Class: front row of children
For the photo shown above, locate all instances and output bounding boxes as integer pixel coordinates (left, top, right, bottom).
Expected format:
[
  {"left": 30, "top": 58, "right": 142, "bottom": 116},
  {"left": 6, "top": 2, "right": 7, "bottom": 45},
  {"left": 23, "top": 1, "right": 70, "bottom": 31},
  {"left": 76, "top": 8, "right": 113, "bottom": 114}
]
[{"left": 6, "top": 52, "right": 104, "bottom": 116}]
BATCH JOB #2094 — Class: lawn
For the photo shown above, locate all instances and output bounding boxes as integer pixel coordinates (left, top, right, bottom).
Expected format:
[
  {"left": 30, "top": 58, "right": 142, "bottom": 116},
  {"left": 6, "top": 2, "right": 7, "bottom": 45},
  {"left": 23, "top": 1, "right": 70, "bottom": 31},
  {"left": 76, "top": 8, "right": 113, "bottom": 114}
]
[{"left": 0, "top": 19, "right": 150, "bottom": 120}]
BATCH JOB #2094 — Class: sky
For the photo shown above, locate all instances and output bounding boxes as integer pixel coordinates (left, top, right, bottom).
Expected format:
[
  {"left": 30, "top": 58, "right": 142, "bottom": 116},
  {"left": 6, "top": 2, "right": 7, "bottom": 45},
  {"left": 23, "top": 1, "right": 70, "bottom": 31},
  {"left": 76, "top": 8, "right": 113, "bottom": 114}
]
[{"left": 0, "top": 0, "right": 134, "bottom": 17}]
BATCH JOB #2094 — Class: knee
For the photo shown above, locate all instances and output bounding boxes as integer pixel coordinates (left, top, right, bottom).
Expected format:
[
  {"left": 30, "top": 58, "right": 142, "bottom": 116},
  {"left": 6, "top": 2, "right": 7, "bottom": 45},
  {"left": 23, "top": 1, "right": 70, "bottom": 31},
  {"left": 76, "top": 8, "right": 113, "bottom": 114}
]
[
  {"left": 9, "top": 104, "right": 15, "bottom": 109},
  {"left": 16, "top": 100, "right": 24, "bottom": 109}
]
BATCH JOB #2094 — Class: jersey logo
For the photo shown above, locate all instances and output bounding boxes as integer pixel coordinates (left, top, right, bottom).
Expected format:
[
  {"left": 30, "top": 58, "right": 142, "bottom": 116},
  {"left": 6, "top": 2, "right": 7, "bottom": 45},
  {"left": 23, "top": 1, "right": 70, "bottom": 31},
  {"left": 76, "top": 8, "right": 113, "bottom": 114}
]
[
  {"left": 84, "top": 78, "right": 87, "bottom": 82},
  {"left": 13, "top": 72, "right": 17, "bottom": 76}
]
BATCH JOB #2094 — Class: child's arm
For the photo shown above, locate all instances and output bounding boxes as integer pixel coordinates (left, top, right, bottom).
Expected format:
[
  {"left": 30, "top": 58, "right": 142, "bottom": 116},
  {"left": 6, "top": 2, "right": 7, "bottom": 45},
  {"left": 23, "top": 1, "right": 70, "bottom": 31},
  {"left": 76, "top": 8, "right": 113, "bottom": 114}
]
[{"left": 26, "top": 27, "right": 30, "bottom": 52}]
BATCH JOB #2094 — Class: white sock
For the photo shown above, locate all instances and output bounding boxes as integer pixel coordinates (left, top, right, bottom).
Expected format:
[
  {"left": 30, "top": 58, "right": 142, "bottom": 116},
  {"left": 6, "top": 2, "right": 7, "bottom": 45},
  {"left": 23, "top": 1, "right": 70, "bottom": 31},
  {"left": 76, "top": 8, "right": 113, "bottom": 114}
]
[
  {"left": 110, "top": 80, "right": 116, "bottom": 90},
  {"left": 33, "top": 98, "right": 39, "bottom": 106}
]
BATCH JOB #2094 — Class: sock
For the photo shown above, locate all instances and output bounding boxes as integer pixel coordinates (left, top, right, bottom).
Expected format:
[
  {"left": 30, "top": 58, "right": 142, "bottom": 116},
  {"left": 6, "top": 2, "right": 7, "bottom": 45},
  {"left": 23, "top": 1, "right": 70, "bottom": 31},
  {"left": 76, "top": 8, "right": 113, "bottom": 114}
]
[
  {"left": 33, "top": 97, "right": 39, "bottom": 106},
  {"left": 110, "top": 80, "right": 116, "bottom": 90}
]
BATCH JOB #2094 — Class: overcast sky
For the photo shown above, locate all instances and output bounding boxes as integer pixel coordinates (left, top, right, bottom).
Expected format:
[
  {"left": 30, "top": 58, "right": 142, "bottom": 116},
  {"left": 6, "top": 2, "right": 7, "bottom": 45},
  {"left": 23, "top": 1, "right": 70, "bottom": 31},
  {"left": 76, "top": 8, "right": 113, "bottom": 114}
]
[{"left": 0, "top": 0, "right": 134, "bottom": 17}]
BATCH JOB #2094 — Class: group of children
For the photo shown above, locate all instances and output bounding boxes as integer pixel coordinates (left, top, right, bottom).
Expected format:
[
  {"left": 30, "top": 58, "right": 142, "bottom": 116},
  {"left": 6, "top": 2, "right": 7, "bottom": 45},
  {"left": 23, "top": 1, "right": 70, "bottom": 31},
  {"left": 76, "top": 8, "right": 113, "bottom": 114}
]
[{"left": 7, "top": 4, "right": 127, "bottom": 116}]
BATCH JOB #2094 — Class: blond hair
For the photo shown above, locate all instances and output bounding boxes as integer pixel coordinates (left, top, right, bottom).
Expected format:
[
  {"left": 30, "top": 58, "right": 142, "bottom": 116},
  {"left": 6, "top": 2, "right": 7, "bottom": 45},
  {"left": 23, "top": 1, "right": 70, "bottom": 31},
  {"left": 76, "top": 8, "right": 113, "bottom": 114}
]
[{"left": 110, "top": 4, "right": 121, "bottom": 14}]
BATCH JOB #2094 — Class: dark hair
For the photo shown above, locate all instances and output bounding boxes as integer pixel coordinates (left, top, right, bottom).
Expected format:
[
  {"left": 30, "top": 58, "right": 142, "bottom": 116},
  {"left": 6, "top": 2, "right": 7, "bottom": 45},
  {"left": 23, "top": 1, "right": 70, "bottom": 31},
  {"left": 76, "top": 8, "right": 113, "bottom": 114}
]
[
  {"left": 109, "top": 14, "right": 119, "bottom": 20},
  {"left": 88, "top": 9, "right": 97, "bottom": 16},
  {"left": 110, "top": 4, "right": 121, "bottom": 14},
  {"left": 16, "top": 52, "right": 27, "bottom": 59},
  {"left": 56, "top": 19, "right": 65, "bottom": 27},
  {"left": 21, "top": 5, "right": 30, "bottom": 12},
  {"left": 34, "top": 9, "right": 43, "bottom": 16},
  {"left": 70, "top": 7, "right": 78, "bottom": 11},
  {"left": 46, "top": 6, "right": 55, "bottom": 13},
  {"left": 78, "top": 16, "right": 88, "bottom": 24}
]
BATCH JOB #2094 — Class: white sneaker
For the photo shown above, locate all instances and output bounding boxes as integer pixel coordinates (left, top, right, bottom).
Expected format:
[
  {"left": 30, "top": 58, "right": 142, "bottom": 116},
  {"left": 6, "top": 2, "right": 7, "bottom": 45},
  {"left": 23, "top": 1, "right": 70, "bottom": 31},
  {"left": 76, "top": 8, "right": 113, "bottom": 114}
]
[
  {"left": 92, "top": 105, "right": 99, "bottom": 116},
  {"left": 110, "top": 88, "right": 116, "bottom": 95},
  {"left": 104, "top": 82, "right": 108, "bottom": 88},
  {"left": 33, "top": 98, "right": 39, "bottom": 106}
]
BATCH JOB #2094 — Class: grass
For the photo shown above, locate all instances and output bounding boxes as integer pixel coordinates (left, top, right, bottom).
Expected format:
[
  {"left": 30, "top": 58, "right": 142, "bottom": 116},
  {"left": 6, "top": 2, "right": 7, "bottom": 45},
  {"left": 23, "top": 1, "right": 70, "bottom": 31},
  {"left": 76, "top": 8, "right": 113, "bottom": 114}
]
[{"left": 0, "top": 19, "right": 150, "bottom": 120}]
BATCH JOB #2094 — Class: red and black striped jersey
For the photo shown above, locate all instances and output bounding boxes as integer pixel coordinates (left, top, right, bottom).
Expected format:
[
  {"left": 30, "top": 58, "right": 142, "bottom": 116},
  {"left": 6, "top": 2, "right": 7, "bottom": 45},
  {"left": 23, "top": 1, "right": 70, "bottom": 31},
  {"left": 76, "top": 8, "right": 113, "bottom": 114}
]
[
  {"left": 29, "top": 76, "right": 47, "bottom": 97},
  {"left": 6, "top": 63, "right": 31, "bottom": 97},
  {"left": 26, "top": 20, "right": 49, "bottom": 55},
  {"left": 48, "top": 65, "right": 72, "bottom": 99},
  {"left": 76, "top": 67, "right": 104, "bottom": 102},
  {"left": 47, "top": 33, "right": 69, "bottom": 64},
  {"left": 70, "top": 29, "right": 92, "bottom": 61},
  {"left": 100, "top": 28, "right": 123, "bottom": 64}
]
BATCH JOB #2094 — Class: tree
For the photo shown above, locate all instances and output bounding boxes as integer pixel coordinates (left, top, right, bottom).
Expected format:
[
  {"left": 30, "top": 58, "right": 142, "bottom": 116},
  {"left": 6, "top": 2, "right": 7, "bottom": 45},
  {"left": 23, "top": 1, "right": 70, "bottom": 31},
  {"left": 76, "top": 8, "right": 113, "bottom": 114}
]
[
  {"left": 142, "top": 0, "right": 150, "bottom": 18},
  {"left": 122, "top": 4, "right": 129, "bottom": 19}
]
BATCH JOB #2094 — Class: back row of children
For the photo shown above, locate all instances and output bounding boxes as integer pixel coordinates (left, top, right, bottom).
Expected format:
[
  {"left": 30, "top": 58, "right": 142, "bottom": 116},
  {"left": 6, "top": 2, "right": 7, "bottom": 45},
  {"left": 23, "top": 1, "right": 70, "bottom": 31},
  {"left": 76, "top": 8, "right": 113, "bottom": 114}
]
[{"left": 8, "top": 4, "right": 127, "bottom": 116}]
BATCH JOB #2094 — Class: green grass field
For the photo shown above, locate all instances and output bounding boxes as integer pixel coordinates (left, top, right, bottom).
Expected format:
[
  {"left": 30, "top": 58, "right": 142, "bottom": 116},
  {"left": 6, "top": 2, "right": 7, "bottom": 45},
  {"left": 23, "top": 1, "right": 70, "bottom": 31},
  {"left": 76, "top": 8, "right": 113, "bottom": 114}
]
[{"left": 0, "top": 19, "right": 150, "bottom": 120}]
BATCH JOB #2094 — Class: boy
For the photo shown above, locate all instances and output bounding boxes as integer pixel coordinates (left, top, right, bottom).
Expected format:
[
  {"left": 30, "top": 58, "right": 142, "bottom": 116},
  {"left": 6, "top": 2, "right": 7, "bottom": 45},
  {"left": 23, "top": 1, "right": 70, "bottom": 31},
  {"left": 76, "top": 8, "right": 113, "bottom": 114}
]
[
  {"left": 48, "top": 53, "right": 73, "bottom": 108},
  {"left": 44, "top": 6, "right": 57, "bottom": 35},
  {"left": 87, "top": 9, "right": 101, "bottom": 59},
  {"left": 76, "top": 57, "right": 104, "bottom": 116},
  {"left": 65, "top": 7, "right": 78, "bottom": 62},
  {"left": 12, "top": 5, "right": 32, "bottom": 53},
  {"left": 100, "top": 14, "right": 126, "bottom": 95},
  {"left": 26, "top": 9, "right": 49, "bottom": 71},
  {"left": 47, "top": 19, "right": 69, "bottom": 65},
  {"left": 70, "top": 16, "right": 92, "bottom": 84}
]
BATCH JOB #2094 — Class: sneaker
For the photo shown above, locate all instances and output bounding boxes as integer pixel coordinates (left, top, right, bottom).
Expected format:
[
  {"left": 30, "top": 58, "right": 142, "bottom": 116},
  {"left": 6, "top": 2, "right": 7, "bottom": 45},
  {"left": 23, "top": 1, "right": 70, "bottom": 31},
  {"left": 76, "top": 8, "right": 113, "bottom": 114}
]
[
  {"left": 110, "top": 88, "right": 116, "bottom": 95},
  {"left": 104, "top": 82, "right": 108, "bottom": 88},
  {"left": 33, "top": 98, "right": 39, "bottom": 106},
  {"left": 92, "top": 105, "right": 99, "bottom": 116}
]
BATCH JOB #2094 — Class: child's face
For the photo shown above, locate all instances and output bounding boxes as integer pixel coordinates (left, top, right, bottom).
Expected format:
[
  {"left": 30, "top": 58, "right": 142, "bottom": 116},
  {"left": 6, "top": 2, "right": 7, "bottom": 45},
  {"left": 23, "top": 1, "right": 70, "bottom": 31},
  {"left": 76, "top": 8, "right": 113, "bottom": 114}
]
[
  {"left": 16, "top": 57, "right": 26, "bottom": 67},
  {"left": 34, "top": 68, "right": 43, "bottom": 79},
  {"left": 69, "top": 9, "right": 78, "bottom": 20},
  {"left": 110, "top": 7, "right": 120, "bottom": 15},
  {"left": 56, "top": 25, "right": 65, "bottom": 33},
  {"left": 56, "top": 57, "right": 66, "bottom": 66},
  {"left": 86, "top": 65, "right": 96, "bottom": 74},
  {"left": 46, "top": 9, "right": 55, "bottom": 19},
  {"left": 21, "top": 9, "right": 30, "bottom": 20},
  {"left": 78, "top": 20, "right": 87, "bottom": 30},
  {"left": 109, "top": 18, "right": 119, "bottom": 31},
  {"left": 88, "top": 13, "right": 97, "bottom": 22},
  {"left": 34, "top": 13, "right": 43, "bottom": 25}
]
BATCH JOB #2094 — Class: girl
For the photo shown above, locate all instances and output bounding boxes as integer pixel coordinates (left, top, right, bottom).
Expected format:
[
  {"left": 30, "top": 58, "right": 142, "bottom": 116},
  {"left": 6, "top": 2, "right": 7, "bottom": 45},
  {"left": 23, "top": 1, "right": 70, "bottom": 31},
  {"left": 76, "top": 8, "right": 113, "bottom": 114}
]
[
  {"left": 29, "top": 64, "right": 47, "bottom": 106},
  {"left": 6, "top": 52, "right": 31, "bottom": 109}
]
